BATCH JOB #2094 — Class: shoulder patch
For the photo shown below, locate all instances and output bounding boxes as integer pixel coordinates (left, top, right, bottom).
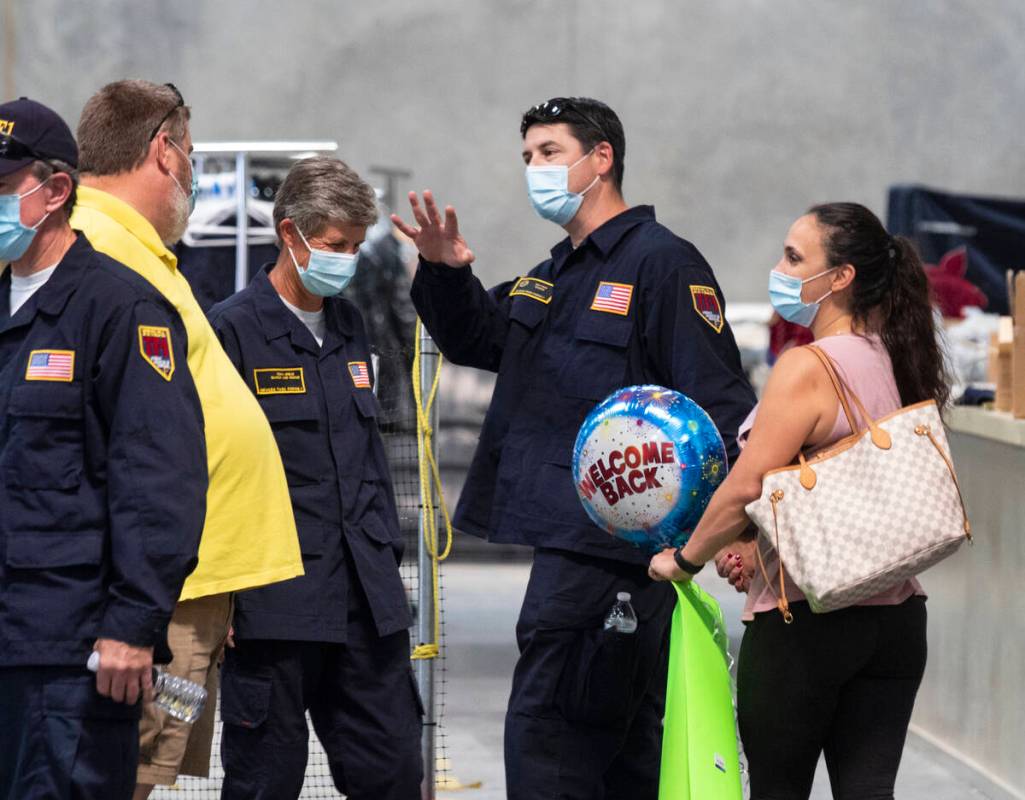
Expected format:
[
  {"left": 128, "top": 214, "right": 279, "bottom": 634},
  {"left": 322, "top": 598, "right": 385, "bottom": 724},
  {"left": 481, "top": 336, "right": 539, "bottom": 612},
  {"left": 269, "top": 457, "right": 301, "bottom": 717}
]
[
  {"left": 348, "top": 361, "right": 371, "bottom": 389},
  {"left": 254, "top": 367, "right": 306, "bottom": 395},
  {"left": 509, "top": 276, "right": 554, "bottom": 304},
  {"left": 690, "top": 285, "right": 724, "bottom": 333},
  {"left": 590, "top": 281, "right": 633, "bottom": 316},
  {"left": 138, "top": 325, "right": 175, "bottom": 381},
  {"left": 25, "top": 349, "right": 75, "bottom": 382}
]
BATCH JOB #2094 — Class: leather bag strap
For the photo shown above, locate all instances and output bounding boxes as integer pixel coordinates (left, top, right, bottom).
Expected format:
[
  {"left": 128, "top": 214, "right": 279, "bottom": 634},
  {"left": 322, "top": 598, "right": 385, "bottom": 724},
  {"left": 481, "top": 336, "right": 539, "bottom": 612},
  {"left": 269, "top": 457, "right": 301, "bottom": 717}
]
[{"left": 806, "top": 344, "right": 891, "bottom": 449}]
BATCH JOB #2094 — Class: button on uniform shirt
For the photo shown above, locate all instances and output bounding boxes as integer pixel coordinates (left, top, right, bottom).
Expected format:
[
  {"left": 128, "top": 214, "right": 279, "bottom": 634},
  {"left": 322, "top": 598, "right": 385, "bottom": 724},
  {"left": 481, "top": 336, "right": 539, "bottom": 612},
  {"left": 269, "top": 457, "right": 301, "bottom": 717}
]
[
  {"left": 72, "top": 187, "right": 302, "bottom": 599},
  {"left": 0, "top": 234, "right": 207, "bottom": 666},
  {"left": 411, "top": 205, "right": 756, "bottom": 565},
  {"left": 207, "top": 266, "right": 412, "bottom": 641}
]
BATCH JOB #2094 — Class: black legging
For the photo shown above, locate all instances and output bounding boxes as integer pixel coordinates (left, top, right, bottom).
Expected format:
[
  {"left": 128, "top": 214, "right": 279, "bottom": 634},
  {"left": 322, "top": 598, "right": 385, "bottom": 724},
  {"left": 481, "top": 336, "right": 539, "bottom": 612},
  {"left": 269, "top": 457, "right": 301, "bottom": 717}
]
[{"left": 737, "top": 596, "right": 927, "bottom": 800}]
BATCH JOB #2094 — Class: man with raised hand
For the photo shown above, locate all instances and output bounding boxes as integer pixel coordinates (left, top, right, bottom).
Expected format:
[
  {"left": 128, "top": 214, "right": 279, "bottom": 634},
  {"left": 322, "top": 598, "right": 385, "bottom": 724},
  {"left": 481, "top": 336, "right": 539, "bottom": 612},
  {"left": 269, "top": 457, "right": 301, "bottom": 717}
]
[{"left": 396, "top": 97, "right": 755, "bottom": 799}]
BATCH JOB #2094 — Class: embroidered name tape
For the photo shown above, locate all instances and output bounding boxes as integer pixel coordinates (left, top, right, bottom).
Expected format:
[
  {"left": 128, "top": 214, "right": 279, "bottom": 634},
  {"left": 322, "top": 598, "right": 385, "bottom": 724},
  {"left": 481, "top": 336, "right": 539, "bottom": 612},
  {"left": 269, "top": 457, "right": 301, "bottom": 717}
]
[
  {"left": 254, "top": 367, "right": 306, "bottom": 395},
  {"left": 138, "top": 326, "right": 175, "bottom": 380},
  {"left": 25, "top": 349, "right": 74, "bottom": 382},
  {"left": 690, "top": 285, "right": 724, "bottom": 333},
  {"left": 591, "top": 281, "right": 633, "bottom": 315},
  {"left": 509, "top": 276, "right": 554, "bottom": 304},
  {"left": 348, "top": 361, "right": 371, "bottom": 389}
]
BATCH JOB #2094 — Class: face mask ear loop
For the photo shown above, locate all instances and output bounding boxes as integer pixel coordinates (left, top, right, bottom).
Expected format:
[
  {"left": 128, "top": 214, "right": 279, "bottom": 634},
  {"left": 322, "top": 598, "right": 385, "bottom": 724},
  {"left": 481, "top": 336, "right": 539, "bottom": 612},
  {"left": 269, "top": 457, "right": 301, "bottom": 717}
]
[
  {"left": 17, "top": 177, "right": 50, "bottom": 201},
  {"left": 572, "top": 149, "right": 601, "bottom": 198},
  {"left": 579, "top": 174, "right": 600, "bottom": 197},
  {"left": 567, "top": 148, "right": 596, "bottom": 172},
  {"left": 21, "top": 178, "right": 53, "bottom": 231}
]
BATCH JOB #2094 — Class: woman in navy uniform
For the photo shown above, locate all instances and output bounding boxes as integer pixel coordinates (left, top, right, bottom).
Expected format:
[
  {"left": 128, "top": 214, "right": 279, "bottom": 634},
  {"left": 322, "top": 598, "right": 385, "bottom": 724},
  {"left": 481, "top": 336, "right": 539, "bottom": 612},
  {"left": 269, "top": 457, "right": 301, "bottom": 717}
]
[
  {"left": 0, "top": 98, "right": 207, "bottom": 800},
  {"left": 208, "top": 156, "right": 423, "bottom": 800},
  {"left": 394, "top": 97, "right": 756, "bottom": 800}
]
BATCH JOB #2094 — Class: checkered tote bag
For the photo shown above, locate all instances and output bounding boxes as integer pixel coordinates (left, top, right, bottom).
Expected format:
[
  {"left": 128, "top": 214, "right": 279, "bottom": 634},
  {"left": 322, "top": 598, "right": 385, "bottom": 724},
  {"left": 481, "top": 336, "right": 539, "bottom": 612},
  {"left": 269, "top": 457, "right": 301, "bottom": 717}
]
[{"left": 744, "top": 345, "right": 971, "bottom": 620}]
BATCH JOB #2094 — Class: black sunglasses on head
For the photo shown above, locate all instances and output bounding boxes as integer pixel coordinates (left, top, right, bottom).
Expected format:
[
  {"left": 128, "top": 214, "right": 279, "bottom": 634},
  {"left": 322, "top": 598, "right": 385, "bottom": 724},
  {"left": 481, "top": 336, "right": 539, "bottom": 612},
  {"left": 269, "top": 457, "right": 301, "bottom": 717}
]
[
  {"left": 0, "top": 132, "right": 44, "bottom": 163},
  {"left": 522, "top": 98, "right": 607, "bottom": 140},
  {"left": 148, "top": 83, "right": 185, "bottom": 142}
]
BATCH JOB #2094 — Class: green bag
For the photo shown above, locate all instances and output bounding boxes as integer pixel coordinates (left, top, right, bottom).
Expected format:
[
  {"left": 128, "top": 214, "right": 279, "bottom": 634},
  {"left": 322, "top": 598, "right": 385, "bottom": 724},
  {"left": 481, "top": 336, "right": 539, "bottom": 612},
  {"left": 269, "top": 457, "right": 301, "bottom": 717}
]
[{"left": 658, "top": 581, "right": 743, "bottom": 800}]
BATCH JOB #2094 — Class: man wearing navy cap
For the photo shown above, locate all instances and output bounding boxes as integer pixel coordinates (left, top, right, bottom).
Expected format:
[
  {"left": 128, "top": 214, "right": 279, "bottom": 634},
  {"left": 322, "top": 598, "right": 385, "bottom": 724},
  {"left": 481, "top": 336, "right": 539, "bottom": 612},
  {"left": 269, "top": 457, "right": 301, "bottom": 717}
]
[{"left": 0, "top": 97, "right": 207, "bottom": 799}]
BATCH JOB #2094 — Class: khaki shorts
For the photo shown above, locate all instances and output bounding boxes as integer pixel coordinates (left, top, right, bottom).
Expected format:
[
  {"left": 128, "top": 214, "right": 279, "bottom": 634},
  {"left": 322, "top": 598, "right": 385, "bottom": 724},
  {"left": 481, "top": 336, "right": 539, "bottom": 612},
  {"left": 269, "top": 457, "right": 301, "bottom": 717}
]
[{"left": 136, "top": 593, "right": 232, "bottom": 785}]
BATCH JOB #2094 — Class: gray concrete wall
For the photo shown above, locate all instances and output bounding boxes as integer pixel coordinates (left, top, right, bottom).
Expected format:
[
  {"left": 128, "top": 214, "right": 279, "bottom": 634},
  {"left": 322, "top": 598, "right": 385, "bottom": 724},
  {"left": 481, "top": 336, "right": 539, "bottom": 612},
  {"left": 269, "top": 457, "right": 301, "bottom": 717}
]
[
  {"left": 5, "top": 0, "right": 1024, "bottom": 302},
  {"left": 912, "top": 418, "right": 1025, "bottom": 798}
]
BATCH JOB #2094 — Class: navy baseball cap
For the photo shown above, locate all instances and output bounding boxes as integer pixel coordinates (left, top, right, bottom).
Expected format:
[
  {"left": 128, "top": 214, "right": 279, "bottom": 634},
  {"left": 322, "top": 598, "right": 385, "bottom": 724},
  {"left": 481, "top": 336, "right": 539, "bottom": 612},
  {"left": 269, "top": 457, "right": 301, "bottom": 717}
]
[{"left": 0, "top": 97, "right": 78, "bottom": 177}]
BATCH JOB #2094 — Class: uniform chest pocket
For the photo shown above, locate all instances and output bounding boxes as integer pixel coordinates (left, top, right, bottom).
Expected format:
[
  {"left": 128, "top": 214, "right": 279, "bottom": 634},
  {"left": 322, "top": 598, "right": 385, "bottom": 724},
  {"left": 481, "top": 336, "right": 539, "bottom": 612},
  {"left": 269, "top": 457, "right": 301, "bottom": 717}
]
[
  {"left": 2, "top": 383, "right": 85, "bottom": 489},
  {"left": 351, "top": 389, "right": 381, "bottom": 422},
  {"left": 558, "top": 314, "right": 634, "bottom": 401},
  {"left": 257, "top": 394, "right": 321, "bottom": 487},
  {"left": 508, "top": 295, "right": 548, "bottom": 331}
]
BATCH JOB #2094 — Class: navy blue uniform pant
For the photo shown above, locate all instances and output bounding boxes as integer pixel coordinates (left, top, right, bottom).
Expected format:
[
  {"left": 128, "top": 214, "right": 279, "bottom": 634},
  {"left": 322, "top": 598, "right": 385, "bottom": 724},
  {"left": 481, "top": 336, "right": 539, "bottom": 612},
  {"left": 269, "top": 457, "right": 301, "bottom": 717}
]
[
  {"left": 219, "top": 574, "right": 423, "bottom": 800},
  {"left": 0, "top": 667, "right": 140, "bottom": 800},
  {"left": 505, "top": 548, "right": 675, "bottom": 800}
]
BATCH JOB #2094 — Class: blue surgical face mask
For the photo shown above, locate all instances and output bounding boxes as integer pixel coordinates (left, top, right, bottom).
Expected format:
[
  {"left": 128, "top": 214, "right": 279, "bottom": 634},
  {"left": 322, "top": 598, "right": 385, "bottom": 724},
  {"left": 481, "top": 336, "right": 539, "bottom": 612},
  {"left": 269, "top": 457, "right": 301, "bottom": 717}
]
[
  {"left": 0, "top": 179, "right": 51, "bottom": 263},
  {"left": 289, "top": 227, "right": 357, "bottom": 297},
  {"left": 768, "top": 267, "right": 837, "bottom": 327},
  {"left": 525, "top": 150, "right": 599, "bottom": 226},
  {"left": 168, "top": 138, "right": 198, "bottom": 214}
]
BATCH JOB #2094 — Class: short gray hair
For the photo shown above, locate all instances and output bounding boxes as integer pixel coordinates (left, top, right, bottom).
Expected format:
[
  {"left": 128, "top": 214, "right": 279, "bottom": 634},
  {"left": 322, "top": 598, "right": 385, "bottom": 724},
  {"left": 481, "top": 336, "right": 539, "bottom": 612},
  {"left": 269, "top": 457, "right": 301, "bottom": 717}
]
[{"left": 273, "top": 156, "right": 378, "bottom": 239}]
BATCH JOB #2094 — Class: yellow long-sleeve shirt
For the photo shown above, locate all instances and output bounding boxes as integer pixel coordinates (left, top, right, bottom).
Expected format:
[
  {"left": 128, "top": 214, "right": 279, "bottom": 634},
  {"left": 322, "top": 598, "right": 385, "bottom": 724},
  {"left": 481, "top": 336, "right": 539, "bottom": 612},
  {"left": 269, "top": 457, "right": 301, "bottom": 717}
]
[{"left": 72, "top": 186, "right": 302, "bottom": 600}]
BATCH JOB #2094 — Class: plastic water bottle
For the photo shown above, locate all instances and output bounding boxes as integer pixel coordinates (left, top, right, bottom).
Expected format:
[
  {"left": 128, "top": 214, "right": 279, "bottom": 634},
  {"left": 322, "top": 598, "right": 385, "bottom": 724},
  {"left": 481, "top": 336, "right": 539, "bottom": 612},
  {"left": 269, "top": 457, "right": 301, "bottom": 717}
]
[
  {"left": 604, "top": 591, "right": 638, "bottom": 634},
  {"left": 87, "top": 651, "right": 208, "bottom": 723}
]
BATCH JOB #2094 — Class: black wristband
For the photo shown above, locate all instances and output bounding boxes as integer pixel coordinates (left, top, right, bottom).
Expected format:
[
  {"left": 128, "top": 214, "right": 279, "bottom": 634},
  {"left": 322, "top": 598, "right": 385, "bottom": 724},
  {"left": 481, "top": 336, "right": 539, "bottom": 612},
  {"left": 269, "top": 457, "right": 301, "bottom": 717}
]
[{"left": 673, "top": 547, "right": 704, "bottom": 575}]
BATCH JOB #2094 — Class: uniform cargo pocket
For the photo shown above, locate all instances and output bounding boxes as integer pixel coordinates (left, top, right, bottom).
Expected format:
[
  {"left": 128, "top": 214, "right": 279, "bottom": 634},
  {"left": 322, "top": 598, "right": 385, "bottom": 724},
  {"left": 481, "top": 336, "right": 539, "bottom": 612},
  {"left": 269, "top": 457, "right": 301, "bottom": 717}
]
[
  {"left": 558, "top": 627, "right": 641, "bottom": 726},
  {"left": 220, "top": 674, "right": 271, "bottom": 730},
  {"left": 44, "top": 675, "right": 140, "bottom": 720}
]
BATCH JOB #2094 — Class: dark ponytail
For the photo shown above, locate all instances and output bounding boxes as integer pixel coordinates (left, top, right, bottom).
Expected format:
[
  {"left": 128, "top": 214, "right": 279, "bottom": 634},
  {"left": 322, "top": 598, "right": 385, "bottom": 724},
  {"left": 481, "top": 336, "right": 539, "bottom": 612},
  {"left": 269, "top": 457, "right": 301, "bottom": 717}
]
[{"left": 808, "top": 202, "right": 949, "bottom": 409}]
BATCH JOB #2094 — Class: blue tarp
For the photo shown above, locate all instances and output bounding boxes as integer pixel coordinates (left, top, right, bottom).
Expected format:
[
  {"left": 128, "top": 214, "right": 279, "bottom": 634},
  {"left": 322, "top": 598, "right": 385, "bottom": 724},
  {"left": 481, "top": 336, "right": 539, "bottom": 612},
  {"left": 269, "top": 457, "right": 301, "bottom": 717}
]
[{"left": 887, "top": 185, "right": 1025, "bottom": 315}]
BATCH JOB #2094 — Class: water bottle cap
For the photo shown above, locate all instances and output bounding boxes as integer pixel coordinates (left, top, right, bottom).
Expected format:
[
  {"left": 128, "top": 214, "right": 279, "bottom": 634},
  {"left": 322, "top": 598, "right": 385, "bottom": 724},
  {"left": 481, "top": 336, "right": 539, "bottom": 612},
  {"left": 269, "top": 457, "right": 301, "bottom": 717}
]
[{"left": 616, "top": 592, "right": 631, "bottom": 602}]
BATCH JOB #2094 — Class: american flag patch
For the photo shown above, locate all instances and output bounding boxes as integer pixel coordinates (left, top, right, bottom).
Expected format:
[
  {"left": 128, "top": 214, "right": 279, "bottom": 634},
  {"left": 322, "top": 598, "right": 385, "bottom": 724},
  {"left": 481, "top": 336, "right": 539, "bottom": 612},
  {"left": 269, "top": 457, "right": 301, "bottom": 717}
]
[
  {"left": 348, "top": 361, "right": 371, "bottom": 389},
  {"left": 590, "top": 281, "right": 633, "bottom": 315},
  {"left": 25, "top": 349, "right": 75, "bottom": 382}
]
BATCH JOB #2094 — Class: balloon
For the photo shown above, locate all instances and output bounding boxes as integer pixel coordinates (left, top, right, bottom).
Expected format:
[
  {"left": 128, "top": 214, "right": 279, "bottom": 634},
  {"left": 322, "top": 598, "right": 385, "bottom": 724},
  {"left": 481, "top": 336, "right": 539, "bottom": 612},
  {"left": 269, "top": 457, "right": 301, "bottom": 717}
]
[{"left": 572, "top": 385, "right": 727, "bottom": 554}]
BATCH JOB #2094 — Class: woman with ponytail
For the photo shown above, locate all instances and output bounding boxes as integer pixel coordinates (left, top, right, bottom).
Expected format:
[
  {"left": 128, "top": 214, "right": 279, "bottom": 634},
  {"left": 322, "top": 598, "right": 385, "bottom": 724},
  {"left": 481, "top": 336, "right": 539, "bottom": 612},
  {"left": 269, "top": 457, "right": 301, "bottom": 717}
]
[{"left": 648, "top": 203, "right": 948, "bottom": 799}]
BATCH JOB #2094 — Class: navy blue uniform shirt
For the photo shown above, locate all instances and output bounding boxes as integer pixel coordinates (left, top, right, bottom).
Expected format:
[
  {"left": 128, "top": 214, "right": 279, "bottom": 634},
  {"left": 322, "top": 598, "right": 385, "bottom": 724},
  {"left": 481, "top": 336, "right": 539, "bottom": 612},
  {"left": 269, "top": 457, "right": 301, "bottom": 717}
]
[
  {"left": 411, "top": 206, "right": 756, "bottom": 565},
  {"left": 208, "top": 266, "right": 411, "bottom": 642},
  {"left": 0, "top": 233, "right": 207, "bottom": 667}
]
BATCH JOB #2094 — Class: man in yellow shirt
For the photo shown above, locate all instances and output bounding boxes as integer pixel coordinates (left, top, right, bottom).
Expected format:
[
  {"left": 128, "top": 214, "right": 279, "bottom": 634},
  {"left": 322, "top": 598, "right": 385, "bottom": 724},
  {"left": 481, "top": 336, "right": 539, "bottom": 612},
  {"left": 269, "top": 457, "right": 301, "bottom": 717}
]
[{"left": 71, "top": 79, "right": 303, "bottom": 799}]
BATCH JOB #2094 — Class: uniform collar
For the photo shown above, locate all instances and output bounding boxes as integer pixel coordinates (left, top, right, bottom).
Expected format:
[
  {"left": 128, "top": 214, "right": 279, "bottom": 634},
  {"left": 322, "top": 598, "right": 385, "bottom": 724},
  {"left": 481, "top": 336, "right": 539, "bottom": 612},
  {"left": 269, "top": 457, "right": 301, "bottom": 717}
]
[
  {"left": 75, "top": 185, "right": 178, "bottom": 271},
  {"left": 550, "top": 205, "right": 655, "bottom": 271},
  {"left": 0, "top": 233, "right": 92, "bottom": 332},
  {"left": 251, "top": 264, "right": 353, "bottom": 354}
]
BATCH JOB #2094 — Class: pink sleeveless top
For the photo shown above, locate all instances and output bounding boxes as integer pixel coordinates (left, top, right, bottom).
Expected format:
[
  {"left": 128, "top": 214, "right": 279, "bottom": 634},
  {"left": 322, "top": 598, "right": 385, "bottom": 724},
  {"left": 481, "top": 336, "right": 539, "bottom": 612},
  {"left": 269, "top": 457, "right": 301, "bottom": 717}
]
[{"left": 739, "top": 334, "right": 925, "bottom": 621}]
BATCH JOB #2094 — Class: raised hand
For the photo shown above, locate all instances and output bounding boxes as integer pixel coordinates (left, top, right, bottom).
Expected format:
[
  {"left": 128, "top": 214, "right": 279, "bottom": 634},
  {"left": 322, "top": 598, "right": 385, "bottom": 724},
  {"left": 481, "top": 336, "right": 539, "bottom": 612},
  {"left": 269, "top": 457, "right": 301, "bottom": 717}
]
[{"left": 391, "top": 190, "right": 475, "bottom": 269}]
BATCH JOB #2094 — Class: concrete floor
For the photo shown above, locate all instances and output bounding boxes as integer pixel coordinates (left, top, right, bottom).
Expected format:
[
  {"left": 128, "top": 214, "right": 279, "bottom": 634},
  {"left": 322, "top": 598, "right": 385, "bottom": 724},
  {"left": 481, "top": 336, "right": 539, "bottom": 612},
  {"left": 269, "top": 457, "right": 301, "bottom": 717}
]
[{"left": 436, "top": 560, "right": 1005, "bottom": 800}]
